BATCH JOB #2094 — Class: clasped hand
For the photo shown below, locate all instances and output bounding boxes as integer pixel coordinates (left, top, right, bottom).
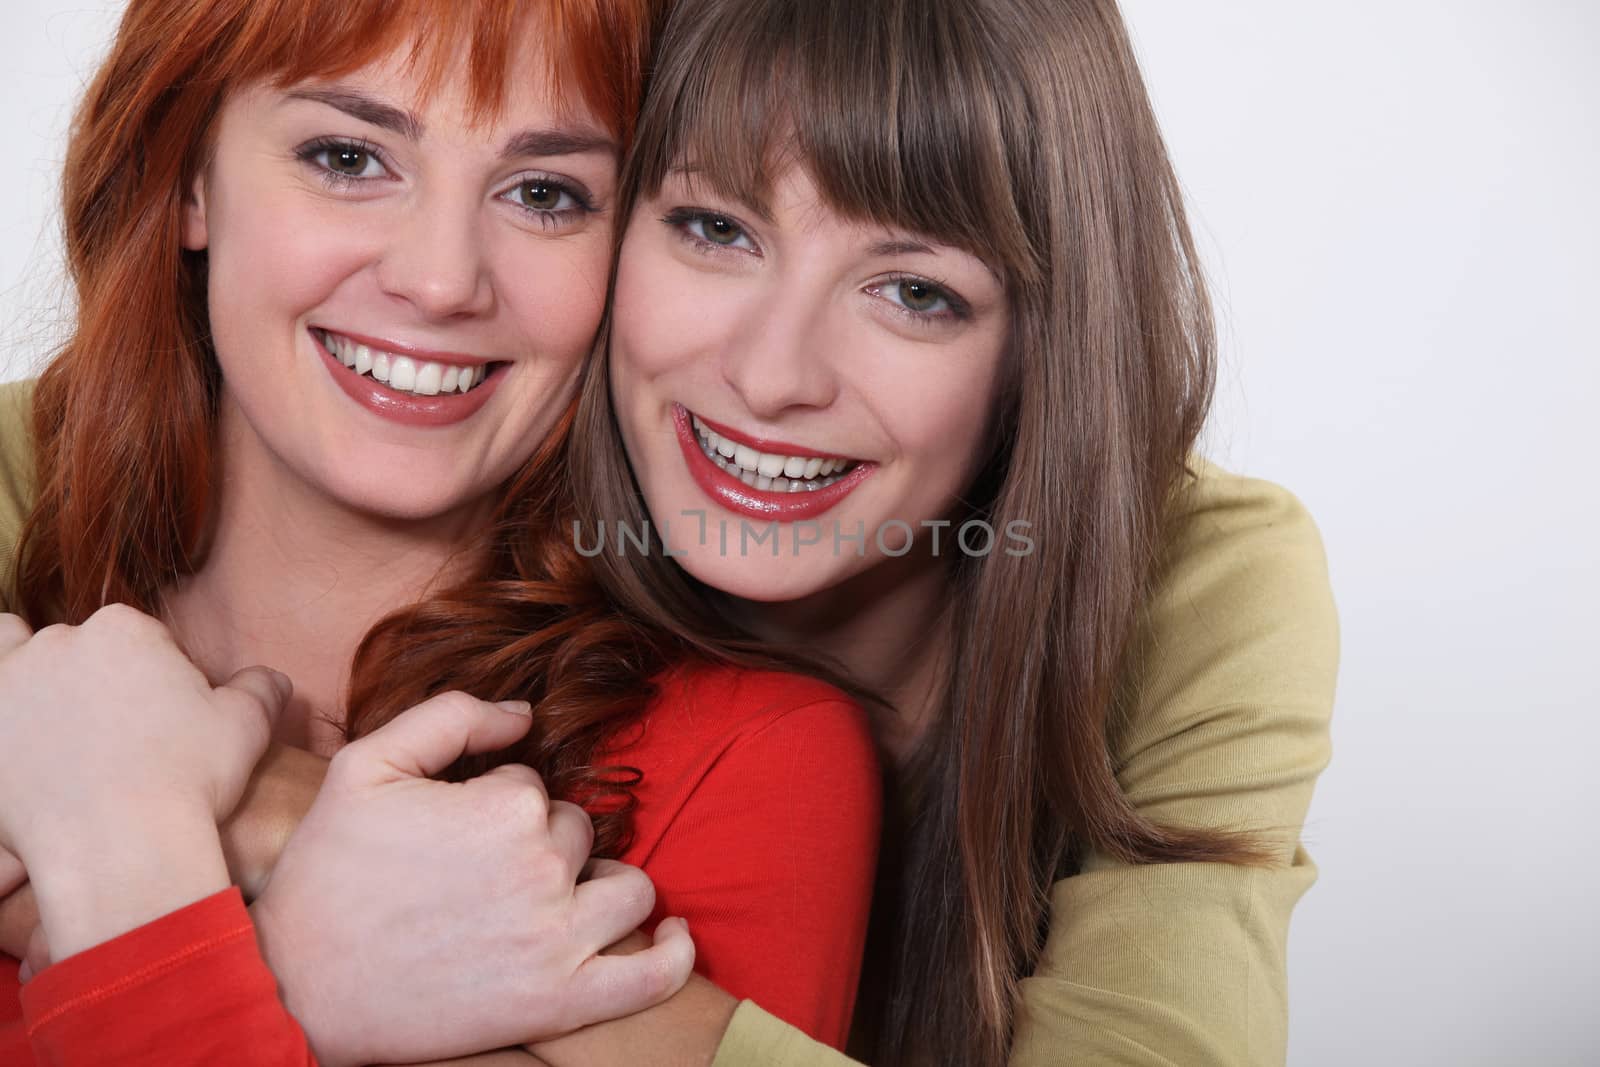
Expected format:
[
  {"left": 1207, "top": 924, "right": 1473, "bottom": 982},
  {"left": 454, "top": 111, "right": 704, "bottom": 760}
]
[{"left": 0, "top": 606, "right": 694, "bottom": 1066}]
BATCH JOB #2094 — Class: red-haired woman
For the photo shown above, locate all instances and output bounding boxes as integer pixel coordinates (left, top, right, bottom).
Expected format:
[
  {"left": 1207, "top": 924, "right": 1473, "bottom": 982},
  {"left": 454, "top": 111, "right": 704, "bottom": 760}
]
[{"left": 0, "top": 0, "right": 879, "bottom": 1064}]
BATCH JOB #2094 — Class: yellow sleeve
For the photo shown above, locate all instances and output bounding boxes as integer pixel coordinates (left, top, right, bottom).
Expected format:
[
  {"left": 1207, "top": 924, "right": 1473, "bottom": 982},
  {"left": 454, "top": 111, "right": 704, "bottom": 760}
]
[
  {"left": 1010, "top": 460, "right": 1338, "bottom": 1066},
  {"left": 713, "top": 461, "right": 1338, "bottom": 1067},
  {"left": 0, "top": 379, "right": 38, "bottom": 615},
  {"left": 713, "top": 1002, "right": 862, "bottom": 1067}
]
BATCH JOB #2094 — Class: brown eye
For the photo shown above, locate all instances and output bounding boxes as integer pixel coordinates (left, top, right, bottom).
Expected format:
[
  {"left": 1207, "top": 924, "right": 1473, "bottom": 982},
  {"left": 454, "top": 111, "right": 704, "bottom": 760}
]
[
  {"left": 517, "top": 180, "right": 570, "bottom": 211},
  {"left": 703, "top": 215, "right": 744, "bottom": 245},
  {"left": 328, "top": 147, "right": 372, "bottom": 176}
]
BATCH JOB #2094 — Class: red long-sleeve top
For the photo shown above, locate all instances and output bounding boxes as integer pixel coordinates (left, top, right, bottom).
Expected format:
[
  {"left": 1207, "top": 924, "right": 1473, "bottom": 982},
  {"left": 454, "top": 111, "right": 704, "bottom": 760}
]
[{"left": 0, "top": 664, "right": 881, "bottom": 1066}]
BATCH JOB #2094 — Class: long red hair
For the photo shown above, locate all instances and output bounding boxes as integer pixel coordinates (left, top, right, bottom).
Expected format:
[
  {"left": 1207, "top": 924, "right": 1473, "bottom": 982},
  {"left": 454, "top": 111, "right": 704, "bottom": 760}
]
[{"left": 15, "top": 0, "right": 674, "bottom": 854}]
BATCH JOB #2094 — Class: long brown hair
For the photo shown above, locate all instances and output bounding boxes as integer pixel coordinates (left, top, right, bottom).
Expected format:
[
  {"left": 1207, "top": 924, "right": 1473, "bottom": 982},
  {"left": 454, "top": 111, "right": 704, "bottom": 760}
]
[
  {"left": 14, "top": 0, "right": 671, "bottom": 854},
  {"left": 575, "top": 0, "right": 1268, "bottom": 1059}
]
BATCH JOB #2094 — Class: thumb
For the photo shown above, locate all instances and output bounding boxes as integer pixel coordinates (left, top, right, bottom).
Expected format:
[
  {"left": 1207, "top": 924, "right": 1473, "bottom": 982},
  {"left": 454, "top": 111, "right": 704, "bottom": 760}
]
[
  {"left": 337, "top": 692, "right": 534, "bottom": 785},
  {"left": 215, "top": 666, "right": 294, "bottom": 744}
]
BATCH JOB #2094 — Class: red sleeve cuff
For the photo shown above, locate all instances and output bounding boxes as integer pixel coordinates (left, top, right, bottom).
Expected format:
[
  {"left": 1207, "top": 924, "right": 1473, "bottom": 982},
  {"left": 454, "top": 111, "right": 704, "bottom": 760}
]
[{"left": 20, "top": 887, "right": 315, "bottom": 1065}]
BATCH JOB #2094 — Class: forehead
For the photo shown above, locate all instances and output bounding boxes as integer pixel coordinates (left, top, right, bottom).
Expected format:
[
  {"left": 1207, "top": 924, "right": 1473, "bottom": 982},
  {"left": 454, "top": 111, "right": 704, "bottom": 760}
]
[{"left": 268, "top": 35, "right": 598, "bottom": 133}]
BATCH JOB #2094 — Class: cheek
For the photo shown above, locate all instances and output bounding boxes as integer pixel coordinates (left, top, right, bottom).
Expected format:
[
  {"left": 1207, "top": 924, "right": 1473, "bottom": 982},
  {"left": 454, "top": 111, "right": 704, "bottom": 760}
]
[
  {"left": 205, "top": 186, "right": 377, "bottom": 349},
  {"left": 870, "top": 338, "right": 1006, "bottom": 498},
  {"left": 611, "top": 236, "right": 720, "bottom": 386},
  {"left": 499, "top": 233, "right": 612, "bottom": 364}
]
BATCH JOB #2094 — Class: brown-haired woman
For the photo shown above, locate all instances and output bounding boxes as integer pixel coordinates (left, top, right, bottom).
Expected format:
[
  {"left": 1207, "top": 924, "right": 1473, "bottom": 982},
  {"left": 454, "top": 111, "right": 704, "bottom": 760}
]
[
  {"left": 0, "top": 0, "right": 881, "bottom": 1063},
  {"left": 532, "top": 0, "right": 1338, "bottom": 1064}
]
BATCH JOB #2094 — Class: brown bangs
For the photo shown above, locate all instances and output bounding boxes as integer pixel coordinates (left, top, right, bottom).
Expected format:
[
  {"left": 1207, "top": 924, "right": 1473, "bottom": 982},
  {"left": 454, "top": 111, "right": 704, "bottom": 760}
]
[
  {"left": 628, "top": 0, "right": 1039, "bottom": 284},
  {"left": 157, "top": 0, "right": 652, "bottom": 140}
]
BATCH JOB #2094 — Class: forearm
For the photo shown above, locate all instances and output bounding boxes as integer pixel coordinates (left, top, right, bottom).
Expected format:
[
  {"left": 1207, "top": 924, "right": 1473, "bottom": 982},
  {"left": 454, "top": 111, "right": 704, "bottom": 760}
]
[{"left": 221, "top": 742, "right": 329, "bottom": 898}]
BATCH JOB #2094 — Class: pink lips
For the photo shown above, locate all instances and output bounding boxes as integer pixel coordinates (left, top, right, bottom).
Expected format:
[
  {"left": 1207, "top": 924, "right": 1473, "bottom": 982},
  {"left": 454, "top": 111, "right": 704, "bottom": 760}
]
[
  {"left": 673, "top": 404, "right": 875, "bottom": 522},
  {"left": 315, "top": 327, "right": 503, "bottom": 428}
]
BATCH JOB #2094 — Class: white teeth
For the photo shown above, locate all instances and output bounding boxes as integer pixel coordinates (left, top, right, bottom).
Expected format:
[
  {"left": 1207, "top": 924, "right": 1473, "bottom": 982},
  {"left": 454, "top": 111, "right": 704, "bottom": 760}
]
[
  {"left": 690, "top": 413, "right": 860, "bottom": 492},
  {"left": 319, "top": 330, "right": 490, "bottom": 397},
  {"left": 414, "top": 361, "right": 442, "bottom": 396},
  {"left": 390, "top": 356, "right": 416, "bottom": 392}
]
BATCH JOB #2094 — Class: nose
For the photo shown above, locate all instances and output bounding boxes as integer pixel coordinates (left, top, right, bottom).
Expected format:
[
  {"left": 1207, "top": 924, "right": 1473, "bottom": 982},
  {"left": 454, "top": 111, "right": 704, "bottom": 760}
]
[
  {"left": 375, "top": 188, "right": 495, "bottom": 320},
  {"left": 719, "top": 289, "right": 841, "bottom": 419}
]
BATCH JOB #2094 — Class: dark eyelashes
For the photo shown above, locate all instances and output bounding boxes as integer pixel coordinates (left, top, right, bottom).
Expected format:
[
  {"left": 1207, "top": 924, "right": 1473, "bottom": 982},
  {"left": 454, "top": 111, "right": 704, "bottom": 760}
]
[
  {"left": 880, "top": 272, "right": 973, "bottom": 322},
  {"left": 293, "top": 137, "right": 599, "bottom": 224},
  {"left": 659, "top": 203, "right": 973, "bottom": 326},
  {"left": 659, "top": 206, "right": 751, "bottom": 251},
  {"left": 295, "top": 136, "right": 386, "bottom": 188}
]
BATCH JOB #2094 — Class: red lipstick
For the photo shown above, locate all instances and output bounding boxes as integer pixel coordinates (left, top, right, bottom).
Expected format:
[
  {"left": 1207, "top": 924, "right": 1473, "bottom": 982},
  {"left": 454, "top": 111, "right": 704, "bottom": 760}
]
[
  {"left": 315, "top": 327, "right": 503, "bottom": 428},
  {"left": 673, "top": 404, "right": 875, "bottom": 522}
]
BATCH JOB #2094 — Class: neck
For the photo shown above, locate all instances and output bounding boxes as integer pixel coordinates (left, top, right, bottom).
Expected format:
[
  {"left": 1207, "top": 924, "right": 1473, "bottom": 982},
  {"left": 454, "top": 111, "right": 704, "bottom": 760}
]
[
  {"left": 737, "top": 549, "right": 954, "bottom": 767},
  {"left": 162, "top": 400, "right": 491, "bottom": 753}
]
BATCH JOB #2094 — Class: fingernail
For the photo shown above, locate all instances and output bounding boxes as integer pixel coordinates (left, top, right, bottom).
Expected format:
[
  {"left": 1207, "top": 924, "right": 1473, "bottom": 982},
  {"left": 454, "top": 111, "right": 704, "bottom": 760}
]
[
  {"left": 17, "top": 960, "right": 32, "bottom": 984},
  {"left": 496, "top": 700, "right": 533, "bottom": 716}
]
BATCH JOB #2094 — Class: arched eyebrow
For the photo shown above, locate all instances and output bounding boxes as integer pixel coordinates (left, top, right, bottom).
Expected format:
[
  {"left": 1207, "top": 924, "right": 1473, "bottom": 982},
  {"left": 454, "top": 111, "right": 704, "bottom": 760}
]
[
  {"left": 287, "top": 87, "right": 422, "bottom": 140},
  {"left": 285, "top": 87, "right": 616, "bottom": 159},
  {"left": 869, "top": 239, "right": 935, "bottom": 257}
]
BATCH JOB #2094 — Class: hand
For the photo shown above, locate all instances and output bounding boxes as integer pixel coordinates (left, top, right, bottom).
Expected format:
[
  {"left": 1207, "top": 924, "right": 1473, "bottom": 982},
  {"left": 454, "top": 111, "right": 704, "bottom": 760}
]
[
  {"left": 251, "top": 691, "right": 696, "bottom": 1067},
  {"left": 529, "top": 938, "right": 738, "bottom": 1067},
  {"left": 0, "top": 607, "right": 289, "bottom": 960}
]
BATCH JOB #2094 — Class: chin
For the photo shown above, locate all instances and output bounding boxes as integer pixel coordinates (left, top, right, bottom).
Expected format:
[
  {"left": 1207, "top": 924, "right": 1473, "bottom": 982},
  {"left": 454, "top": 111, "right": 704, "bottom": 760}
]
[
  {"left": 672, "top": 548, "right": 844, "bottom": 605},
  {"left": 315, "top": 463, "right": 488, "bottom": 524}
]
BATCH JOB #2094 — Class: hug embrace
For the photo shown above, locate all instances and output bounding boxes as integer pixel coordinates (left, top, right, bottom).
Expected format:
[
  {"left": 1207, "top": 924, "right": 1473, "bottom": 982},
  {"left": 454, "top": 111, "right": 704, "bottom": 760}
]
[{"left": 0, "top": 0, "right": 1337, "bottom": 1065}]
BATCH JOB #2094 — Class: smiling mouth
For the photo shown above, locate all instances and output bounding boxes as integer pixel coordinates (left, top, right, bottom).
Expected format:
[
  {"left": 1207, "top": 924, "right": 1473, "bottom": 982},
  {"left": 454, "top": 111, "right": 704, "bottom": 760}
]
[
  {"left": 315, "top": 328, "right": 499, "bottom": 398},
  {"left": 690, "top": 412, "right": 861, "bottom": 493}
]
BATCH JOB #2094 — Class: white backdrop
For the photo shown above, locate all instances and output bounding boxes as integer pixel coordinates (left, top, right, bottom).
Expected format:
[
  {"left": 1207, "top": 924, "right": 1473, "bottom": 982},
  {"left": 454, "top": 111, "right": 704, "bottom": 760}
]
[{"left": 1, "top": 3, "right": 1596, "bottom": 1064}]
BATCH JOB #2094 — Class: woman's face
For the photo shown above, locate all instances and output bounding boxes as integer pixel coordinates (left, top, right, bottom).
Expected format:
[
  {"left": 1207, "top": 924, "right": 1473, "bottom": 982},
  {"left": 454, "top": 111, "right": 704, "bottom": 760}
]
[
  {"left": 610, "top": 165, "right": 1010, "bottom": 603},
  {"left": 184, "top": 44, "right": 617, "bottom": 523}
]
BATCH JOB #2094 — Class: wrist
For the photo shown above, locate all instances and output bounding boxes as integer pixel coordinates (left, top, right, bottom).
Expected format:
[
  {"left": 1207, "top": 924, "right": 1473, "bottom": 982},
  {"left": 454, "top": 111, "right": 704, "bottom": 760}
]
[
  {"left": 251, "top": 895, "right": 361, "bottom": 1067},
  {"left": 27, "top": 805, "right": 230, "bottom": 961}
]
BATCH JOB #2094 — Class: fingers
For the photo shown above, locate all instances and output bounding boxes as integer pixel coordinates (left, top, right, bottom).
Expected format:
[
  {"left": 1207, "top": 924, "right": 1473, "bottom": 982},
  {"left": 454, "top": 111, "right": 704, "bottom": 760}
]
[
  {"left": 213, "top": 666, "right": 294, "bottom": 750},
  {"left": 0, "top": 614, "right": 32, "bottom": 656},
  {"left": 545, "top": 800, "right": 595, "bottom": 875},
  {"left": 563, "top": 917, "right": 695, "bottom": 1025},
  {"left": 571, "top": 859, "right": 658, "bottom": 948},
  {"left": 337, "top": 692, "right": 534, "bottom": 785}
]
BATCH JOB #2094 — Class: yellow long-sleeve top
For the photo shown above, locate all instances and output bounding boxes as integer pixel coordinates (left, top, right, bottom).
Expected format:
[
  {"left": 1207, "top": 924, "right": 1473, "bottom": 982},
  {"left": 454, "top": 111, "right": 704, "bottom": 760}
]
[
  {"left": 0, "top": 378, "right": 1338, "bottom": 1065},
  {"left": 711, "top": 457, "right": 1339, "bottom": 1063}
]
